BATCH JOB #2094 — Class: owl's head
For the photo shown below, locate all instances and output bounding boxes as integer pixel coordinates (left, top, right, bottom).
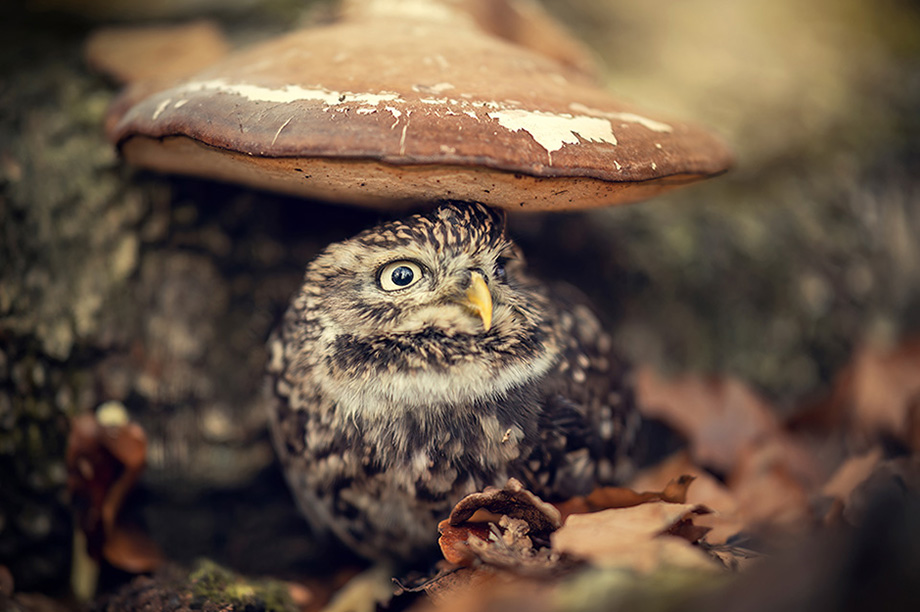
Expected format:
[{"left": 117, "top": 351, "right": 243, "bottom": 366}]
[
  {"left": 306, "top": 202, "right": 546, "bottom": 337},
  {"left": 286, "top": 202, "right": 561, "bottom": 412}
]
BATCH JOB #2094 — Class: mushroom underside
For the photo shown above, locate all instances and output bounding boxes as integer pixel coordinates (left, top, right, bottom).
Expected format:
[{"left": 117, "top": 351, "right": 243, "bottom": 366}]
[{"left": 122, "top": 135, "right": 717, "bottom": 210}]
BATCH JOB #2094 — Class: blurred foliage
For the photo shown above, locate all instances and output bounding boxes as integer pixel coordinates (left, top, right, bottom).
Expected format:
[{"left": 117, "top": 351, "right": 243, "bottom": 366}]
[{"left": 534, "top": 0, "right": 920, "bottom": 404}]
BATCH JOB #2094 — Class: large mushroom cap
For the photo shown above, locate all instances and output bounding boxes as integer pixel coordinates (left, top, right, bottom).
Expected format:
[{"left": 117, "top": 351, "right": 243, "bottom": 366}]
[{"left": 107, "top": 1, "right": 732, "bottom": 211}]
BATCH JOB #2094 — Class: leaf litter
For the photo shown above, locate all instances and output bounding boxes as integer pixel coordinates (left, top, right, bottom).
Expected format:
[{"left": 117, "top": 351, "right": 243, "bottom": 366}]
[
  {"left": 66, "top": 337, "right": 920, "bottom": 611},
  {"left": 415, "top": 336, "right": 920, "bottom": 610}
]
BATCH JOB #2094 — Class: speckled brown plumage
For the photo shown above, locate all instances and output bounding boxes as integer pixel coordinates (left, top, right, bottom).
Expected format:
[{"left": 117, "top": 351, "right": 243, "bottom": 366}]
[{"left": 266, "top": 202, "right": 638, "bottom": 562}]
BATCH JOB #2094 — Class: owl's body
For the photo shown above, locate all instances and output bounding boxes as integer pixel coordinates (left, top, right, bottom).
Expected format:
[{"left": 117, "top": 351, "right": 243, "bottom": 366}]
[{"left": 267, "top": 203, "right": 638, "bottom": 562}]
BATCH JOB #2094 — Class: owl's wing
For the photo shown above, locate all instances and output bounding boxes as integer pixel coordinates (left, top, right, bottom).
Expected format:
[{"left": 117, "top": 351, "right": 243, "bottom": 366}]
[
  {"left": 515, "top": 392, "right": 598, "bottom": 500},
  {"left": 519, "top": 283, "right": 641, "bottom": 500}
]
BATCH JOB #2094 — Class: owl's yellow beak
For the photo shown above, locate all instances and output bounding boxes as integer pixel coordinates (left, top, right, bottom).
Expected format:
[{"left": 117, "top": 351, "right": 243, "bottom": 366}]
[{"left": 462, "top": 271, "right": 493, "bottom": 332}]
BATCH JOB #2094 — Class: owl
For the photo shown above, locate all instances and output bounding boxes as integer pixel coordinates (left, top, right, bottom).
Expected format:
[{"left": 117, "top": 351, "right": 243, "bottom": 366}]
[{"left": 266, "top": 202, "right": 639, "bottom": 562}]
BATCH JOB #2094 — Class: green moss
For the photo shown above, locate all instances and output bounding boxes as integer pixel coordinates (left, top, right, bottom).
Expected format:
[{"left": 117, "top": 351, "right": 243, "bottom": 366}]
[{"left": 189, "top": 559, "right": 296, "bottom": 612}]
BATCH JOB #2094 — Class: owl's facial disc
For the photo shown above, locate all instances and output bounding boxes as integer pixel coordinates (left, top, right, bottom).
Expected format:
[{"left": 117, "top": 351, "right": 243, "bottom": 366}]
[
  {"left": 373, "top": 254, "right": 497, "bottom": 335},
  {"left": 294, "top": 202, "right": 563, "bottom": 412}
]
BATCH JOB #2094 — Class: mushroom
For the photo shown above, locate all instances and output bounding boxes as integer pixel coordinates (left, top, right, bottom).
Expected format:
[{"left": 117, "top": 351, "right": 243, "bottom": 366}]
[{"left": 106, "top": 0, "right": 732, "bottom": 211}]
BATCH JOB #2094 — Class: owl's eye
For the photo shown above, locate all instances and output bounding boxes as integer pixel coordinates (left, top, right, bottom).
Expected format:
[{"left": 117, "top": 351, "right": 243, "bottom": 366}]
[
  {"left": 495, "top": 257, "right": 508, "bottom": 282},
  {"left": 378, "top": 260, "right": 424, "bottom": 291}
]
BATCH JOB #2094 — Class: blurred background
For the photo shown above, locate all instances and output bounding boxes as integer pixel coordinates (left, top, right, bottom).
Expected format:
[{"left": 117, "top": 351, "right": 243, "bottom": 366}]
[
  {"left": 544, "top": 0, "right": 920, "bottom": 406},
  {"left": 2, "top": 0, "right": 919, "bottom": 601}
]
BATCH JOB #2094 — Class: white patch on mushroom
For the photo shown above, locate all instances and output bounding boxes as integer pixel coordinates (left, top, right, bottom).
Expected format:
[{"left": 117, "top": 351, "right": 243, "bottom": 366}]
[
  {"left": 152, "top": 98, "right": 172, "bottom": 120},
  {"left": 174, "top": 99, "right": 189, "bottom": 109},
  {"left": 171, "top": 78, "right": 399, "bottom": 108},
  {"left": 569, "top": 102, "right": 673, "bottom": 133},
  {"left": 399, "top": 122, "right": 409, "bottom": 155},
  {"left": 487, "top": 109, "right": 618, "bottom": 154},
  {"left": 472, "top": 100, "right": 503, "bottom": 110},
  {"left": 384, "top": 106, "right": 402, "bottom": 128},
  {"left": 145, "top": 78, "right": 679, "bottom": 172}
]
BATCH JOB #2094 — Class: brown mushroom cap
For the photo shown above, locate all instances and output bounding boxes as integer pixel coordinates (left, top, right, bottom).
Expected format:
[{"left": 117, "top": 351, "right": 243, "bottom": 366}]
[{"left": 107, "top": 4, "right": 732, "bottom": 211}]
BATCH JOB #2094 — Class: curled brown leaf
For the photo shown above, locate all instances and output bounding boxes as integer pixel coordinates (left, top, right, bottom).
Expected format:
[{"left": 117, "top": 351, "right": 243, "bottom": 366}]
[
  {"left": 437, "top": 479, "right": 573, "bottom": 578},
  {"left": 67, "top": 408, "right": 164, "bottom": 573},
  {"left": 447, "top": 478, "right": 561, "bottom": 531},
  {"left": 554, "top": 475, "right": 696, "bottom": 521}
]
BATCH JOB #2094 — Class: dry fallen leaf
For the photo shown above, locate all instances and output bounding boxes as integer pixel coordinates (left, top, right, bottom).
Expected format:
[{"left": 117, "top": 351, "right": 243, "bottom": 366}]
[
  {"left": 437, "top": 521, "right": 493, "bottom": 566},
  {"left": 67, "top": 406, "right": 164, "bottom": 574},
  {"left": 435, "top": 475, "right": 726, "bottom": 595},
  {"left": 636, "top": 368, "right": 780, "bottom": 474},
  {"left": 424, "top": 335, "right": 920, "bottom": 607},
  {"left": 799, "top": 338, "right": 920, "bottom": 450},
  {"left": 446, "top": 478, "right": 562, "bottom": 530},
  {"left": 838, "top": 456, "right": 920, "bottom": 525},
  {"left": 552, "top": 503, "right": 719, "bottom": 573},
  {"left": 727, "top": 435, "right": 818, "bottom": 531},
  {"left": 630, "top": 452, "right": 738, "bottom": 514},
  {"left": 629, "top": 452, "right": 744, "bottom": 544},
  {"left": 437, "top": 479, "right": 565, "bottom": 575},
  {"left": 554, "top": 475, "right": 695, "bottom": 521},
  {"left": 821, "top": 447, "right": 884, "bottom": 510},
  {"left": 636, "top": 367, "right": 824, "bottom": 537}
]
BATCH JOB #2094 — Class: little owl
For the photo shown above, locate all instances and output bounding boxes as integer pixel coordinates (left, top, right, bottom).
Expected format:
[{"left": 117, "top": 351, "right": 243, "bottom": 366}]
[{"left": 266, "top": 202, "right": 639, "bottom": 562}]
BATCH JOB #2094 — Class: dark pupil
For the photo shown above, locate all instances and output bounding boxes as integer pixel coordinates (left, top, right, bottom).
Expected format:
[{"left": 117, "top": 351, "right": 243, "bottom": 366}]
[
  {"left": 391, "top": 265, "right": 414, "bottom": 286},
  {"left": 495, "top": 259, "right": 507, "bottom": 281}
]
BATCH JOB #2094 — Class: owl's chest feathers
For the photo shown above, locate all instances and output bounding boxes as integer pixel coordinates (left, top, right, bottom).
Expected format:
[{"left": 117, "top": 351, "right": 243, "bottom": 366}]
[
  {"left": 310, "top": 375, "right": 550, "bottom": 486},
  {"left": 311, "top": 322, "right": 561, "bottom": 420},
  {"left": 282, "top": 314, "right": 566, "bottom": 488}
]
